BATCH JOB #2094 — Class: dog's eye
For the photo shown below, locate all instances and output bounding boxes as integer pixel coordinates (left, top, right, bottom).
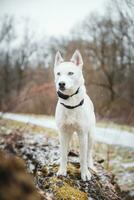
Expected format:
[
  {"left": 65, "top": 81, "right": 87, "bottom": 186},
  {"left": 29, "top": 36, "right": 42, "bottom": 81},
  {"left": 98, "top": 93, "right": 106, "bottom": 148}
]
[
  {"left": 68, "top": 72, "right": 74, "bottom": 75},
  {"left": 57, "top": 72, "right": 61, "bottom": 76}
]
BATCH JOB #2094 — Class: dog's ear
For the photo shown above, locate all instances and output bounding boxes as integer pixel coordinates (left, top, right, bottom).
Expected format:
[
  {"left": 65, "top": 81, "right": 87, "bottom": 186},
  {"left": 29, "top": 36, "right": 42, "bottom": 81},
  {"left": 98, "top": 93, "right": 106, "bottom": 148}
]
[
  {"left": 70, "top": 50, "right": 83, "bottom": 68},
  {"left": 54, "top": 51, "right": 64, "bottom": 67}
]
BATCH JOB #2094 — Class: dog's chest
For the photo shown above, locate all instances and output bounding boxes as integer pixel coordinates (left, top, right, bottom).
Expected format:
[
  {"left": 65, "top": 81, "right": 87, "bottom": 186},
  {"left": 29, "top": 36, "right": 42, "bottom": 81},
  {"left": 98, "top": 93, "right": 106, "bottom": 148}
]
[
  {"left": 57, "top": 107, "right": 84, "bottom": 132},
  {"left": 64, "top": 109, "right": 79, "bottom": 124}
]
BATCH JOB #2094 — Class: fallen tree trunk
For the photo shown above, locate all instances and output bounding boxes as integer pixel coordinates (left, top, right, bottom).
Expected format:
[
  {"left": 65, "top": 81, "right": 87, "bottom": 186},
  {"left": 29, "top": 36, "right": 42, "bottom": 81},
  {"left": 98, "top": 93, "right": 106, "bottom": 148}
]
[{"left": 0, "top": 131, "right": 122, "bottom": 200}]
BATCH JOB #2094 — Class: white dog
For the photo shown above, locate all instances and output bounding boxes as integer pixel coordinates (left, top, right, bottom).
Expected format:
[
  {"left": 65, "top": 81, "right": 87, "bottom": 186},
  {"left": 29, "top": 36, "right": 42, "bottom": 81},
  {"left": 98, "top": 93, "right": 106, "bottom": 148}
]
[{"left": 54, "top": 50, "right": 96, "bottom": 181}]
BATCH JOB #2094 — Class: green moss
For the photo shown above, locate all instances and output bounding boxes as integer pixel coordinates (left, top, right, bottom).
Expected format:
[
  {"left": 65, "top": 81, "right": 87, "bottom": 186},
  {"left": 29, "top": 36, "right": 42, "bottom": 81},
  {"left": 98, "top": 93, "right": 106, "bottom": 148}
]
[
  {"left": 41, "top": 164, "right": 88, "bottom": 200},
  {"left": 41, "top": 166, "right": 49, "bottom": 175},
  {"left": 48, "top": 177, "right": 88, "bottom": 200},
  {"left": 55, "top": 183, "right": 88, "bottom": 200},
  {"left": 67, "top": 163, "right": 80, "bottom": 179}
]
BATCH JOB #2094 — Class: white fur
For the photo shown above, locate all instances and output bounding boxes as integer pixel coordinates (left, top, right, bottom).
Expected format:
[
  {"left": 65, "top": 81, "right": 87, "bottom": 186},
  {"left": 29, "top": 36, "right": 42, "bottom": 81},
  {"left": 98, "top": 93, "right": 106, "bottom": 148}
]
[{"left": 54, "top": 50, "right": 96, "bottom": 181}]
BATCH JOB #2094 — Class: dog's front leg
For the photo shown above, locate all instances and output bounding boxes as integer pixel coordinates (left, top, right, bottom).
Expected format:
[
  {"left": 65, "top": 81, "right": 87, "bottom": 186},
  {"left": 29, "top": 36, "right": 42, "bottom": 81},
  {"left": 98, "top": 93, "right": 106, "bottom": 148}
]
[
  {"left": 78, "top": 132, "right": 91, "bottom": 181},
  {"left": 87, "top": 128, "right": 96, "bottom": 172},
  {"left": 87, "top": 130, "right": 94, "bottom": 170},
  {"left": 57, "top": 131, "right": 71, "bottom": 177}
]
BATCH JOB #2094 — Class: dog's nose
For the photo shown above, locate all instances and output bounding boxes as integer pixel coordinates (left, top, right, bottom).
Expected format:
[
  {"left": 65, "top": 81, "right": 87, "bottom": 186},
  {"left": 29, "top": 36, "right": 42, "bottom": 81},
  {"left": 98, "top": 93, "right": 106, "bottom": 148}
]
[{"left": 59, "top": 82, "right": 65, "bottom": 89}]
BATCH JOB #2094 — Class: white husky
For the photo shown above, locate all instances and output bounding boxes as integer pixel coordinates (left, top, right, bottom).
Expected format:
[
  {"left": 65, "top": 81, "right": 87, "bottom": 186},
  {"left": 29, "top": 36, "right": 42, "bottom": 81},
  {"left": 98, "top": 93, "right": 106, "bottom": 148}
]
[{"left": 54, "top": 50, "right": 96, "bottom": 181}]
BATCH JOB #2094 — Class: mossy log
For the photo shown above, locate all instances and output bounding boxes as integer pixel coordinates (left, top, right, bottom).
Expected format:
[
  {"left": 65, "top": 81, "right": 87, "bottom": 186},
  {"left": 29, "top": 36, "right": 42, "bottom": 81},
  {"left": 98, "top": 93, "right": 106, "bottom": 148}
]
[{"left": 0, "top": 132, "right": 122, "bottom": 200}]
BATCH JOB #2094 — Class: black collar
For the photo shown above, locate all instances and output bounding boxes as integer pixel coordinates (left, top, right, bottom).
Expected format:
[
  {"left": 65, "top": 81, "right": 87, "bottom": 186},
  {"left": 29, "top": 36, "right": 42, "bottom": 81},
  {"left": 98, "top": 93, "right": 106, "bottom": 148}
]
[
  {"left": 60, "top": 99, "right": 84, "bottom": 109},
  {"left": 57, "top": 87, "right": 80, "bottom": 100}
]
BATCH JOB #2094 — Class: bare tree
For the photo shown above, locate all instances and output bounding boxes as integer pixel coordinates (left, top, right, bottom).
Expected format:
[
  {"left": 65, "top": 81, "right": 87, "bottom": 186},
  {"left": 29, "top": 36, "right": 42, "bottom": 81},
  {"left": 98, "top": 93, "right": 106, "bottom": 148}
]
[
  {"left": 12, "top": 22, "right": 37, "bottom": 92},
  {"left": 0, "top": 16, "right": 15, "bottom": 43},
  {"left": 0, "top": 16, "right": 16, "bottom": 107}
]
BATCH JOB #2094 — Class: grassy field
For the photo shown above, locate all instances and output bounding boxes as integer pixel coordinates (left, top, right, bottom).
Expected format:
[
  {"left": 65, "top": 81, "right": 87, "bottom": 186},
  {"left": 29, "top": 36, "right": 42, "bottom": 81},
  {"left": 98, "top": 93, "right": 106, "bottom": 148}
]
[{"left": 97, "top": 120, "right": 134, "bottom": 134}]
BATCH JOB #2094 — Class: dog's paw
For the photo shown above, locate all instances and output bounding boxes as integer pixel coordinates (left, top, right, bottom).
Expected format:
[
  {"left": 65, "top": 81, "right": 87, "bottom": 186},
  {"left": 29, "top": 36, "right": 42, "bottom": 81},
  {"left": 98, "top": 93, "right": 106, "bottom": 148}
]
[
  {"left": 81, "top": 169, "right": 91, "bottom": 181},
  {"left": 57, "top": 168, "right": 67, "bottom": 177}
]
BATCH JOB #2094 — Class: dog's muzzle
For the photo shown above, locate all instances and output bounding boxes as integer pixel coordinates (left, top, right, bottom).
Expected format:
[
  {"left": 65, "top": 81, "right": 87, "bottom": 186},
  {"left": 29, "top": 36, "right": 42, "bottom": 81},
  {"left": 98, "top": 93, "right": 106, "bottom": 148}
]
[{"left": 59, "top": 82, "right": 65, "bottom": 91}]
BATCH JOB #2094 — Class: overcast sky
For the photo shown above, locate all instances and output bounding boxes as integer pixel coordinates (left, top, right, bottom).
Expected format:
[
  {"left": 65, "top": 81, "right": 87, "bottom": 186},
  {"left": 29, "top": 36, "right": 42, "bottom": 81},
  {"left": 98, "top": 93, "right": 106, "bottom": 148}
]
[{"left": 0, "top": 0, "right": 107, "bottom": 37}]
